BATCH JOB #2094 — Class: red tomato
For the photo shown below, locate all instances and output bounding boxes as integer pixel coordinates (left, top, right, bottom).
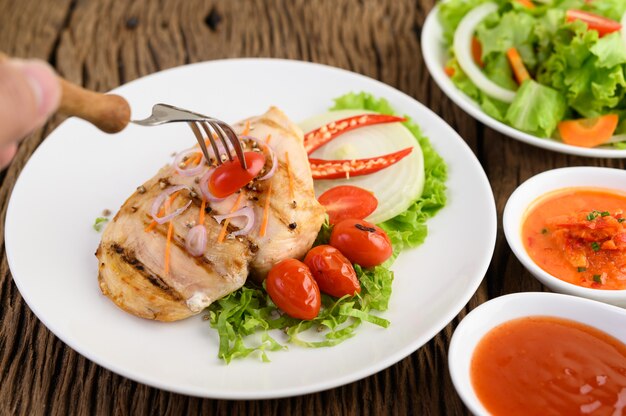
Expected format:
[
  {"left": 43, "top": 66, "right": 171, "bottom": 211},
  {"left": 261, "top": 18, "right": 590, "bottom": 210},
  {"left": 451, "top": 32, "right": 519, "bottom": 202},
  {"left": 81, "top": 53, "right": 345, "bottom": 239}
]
[
  {"left": 329, "top": 219, "right": 392, "bottom": 268},
  {"left": 317, "top": 186, "right": 378, "bottom": 225},
  {"left": 266, "top": 259, "right": 321, "bottom": 320},
  {"left": 208, "top": 152, "right": 265, "bottom": 198},
  {"left": 566, "top": 10, "right": 621, "bottom": 37},
  {"left": 304, "top": 245, "right": 360, "bottom": 298}
]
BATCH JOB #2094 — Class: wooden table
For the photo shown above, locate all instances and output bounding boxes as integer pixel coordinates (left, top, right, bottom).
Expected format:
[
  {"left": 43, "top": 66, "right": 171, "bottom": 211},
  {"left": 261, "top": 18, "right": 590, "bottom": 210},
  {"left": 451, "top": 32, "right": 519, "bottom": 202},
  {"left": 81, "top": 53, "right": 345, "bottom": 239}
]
[{"left": 1, "top": 0, "right": 624, "bottom": 414}]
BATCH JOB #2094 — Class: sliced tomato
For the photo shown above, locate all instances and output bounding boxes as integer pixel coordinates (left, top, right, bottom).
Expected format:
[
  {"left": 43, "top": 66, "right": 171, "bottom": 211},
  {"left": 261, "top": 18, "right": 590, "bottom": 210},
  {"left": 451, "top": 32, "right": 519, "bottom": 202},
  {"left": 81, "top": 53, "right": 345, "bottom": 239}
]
[
  {"left": 208, "top": 152, "right": 265, "bottom": 198},
  {"left": 303, "top": 114, "right": 406, "bottom": 155},
  {"left": 309, "top": 147, "right": 413, "bottom": 180},
  {"left": 266, "top": 259, "right": 321, "bottom": 320},
  {"left": 304, "top": 245, "right": 360, "bottom": 298},
  {"left": 566, "top": 10, "right": 622, "bottom": 37},
  {"left": 506, "top": 47, "right": 531, "bottom": 84},
  {"left": 472, "top": 37, "right": 484, "bottom": 68},
  {"left": 558, "top": 114, "right": 619, "bottom": 148},
  {"left": 317, "top": 186, "right": 378, "bottom": 225},
  {"left": 329, "top": 219, "right": 393, "bottom": 268}
]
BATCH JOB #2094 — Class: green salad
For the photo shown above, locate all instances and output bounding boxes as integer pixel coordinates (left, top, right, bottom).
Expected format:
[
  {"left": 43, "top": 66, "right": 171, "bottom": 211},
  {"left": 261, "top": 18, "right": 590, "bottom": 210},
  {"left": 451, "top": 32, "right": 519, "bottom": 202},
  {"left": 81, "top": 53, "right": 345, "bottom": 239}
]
[
  {"left": 440, "top": 0, "right": 626, "bottom": 148},
  {"left": 206, "top": 92, "right": 448, "bottom": 363}
]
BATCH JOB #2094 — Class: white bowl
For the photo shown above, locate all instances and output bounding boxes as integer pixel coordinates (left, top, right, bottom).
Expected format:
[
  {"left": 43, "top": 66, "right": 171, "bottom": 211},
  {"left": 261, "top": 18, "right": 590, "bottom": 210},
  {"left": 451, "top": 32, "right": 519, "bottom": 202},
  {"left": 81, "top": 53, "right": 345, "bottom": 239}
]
[
  {"left": 448, "top": 292, "right": 626, "bottom": 415},
  {"left": 421, "top": 4, "right": 626, "bottom": 159},
  {"left": 503, "top": 167, "right": 626, "bottom": 307}
]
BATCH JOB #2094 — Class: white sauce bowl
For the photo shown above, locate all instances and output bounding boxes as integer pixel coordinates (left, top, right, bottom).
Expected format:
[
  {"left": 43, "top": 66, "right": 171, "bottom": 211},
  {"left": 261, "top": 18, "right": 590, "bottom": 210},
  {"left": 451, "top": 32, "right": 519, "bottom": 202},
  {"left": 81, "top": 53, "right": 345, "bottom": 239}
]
[
  {"left": 448, "top": 292, "right": 626, "bottom": 415},
  {"left": 503, "top": 167, "right": 626, "bottom": 307}
]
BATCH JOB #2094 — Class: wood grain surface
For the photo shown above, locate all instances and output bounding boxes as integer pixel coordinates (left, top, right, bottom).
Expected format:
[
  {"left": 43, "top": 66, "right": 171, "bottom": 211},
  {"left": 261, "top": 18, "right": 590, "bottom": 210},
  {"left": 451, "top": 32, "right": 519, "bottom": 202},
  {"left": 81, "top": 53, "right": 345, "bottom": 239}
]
[{"left": 0, "top": 0, "right": 624, "bottom": 415}]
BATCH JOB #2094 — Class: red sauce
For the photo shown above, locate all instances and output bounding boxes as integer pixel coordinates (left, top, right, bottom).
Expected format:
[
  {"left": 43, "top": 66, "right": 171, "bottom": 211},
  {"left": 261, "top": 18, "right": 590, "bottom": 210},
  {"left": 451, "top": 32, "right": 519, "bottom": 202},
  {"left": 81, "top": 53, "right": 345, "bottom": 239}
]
[
  {"left": 471, "top": 316, "right": 626, "bottom": 416},
  {"left": 522, "top": 188, "right": 626, "bottom": 289}
]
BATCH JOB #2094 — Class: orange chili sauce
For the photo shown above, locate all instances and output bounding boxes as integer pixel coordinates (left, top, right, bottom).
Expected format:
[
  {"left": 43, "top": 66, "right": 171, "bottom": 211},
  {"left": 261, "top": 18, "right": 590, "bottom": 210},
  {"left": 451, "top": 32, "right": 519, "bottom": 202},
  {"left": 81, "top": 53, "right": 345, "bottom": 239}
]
[
  {"left": 522, "top": 188, "right": 626, "bottom": 290},
  {"left": 471, "top": 316, "right": 626, "bottom": 416}
]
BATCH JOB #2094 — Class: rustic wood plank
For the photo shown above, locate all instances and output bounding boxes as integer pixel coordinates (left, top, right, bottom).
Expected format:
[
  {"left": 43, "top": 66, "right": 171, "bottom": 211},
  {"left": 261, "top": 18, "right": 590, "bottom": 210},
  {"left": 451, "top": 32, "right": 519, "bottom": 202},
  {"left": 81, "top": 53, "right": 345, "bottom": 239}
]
[{"left": 4, "top": 0, "right": 624, "bottom": 414}]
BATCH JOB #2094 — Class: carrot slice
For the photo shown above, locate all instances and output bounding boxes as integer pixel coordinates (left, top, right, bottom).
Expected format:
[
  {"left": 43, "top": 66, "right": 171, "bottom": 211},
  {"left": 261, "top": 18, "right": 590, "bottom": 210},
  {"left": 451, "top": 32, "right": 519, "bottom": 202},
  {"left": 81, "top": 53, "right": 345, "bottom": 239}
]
[
  {"left": 472, "top": 37, "right": 484, "bottom": 67},
  {"left": 444, "top": 66, "right": 456, "bottom": 77},
  {"left": 515, "top": 0, "right": 535, "bottom": 8},
  {"left": 558, "top": 115, "right": 619, "bottom": 148},
  {"left": 506, "top": 47, "right": 531, "bottom": 84},
  {"left": 217, "top": 193, "right": 245, "bottom": 243},
  {"left": 260, "top": 181, "right": 272, "bottom": 237},
  {"left": 198, "top": 198, "right": 206, "bottom": 225},
  {"left": 164, "top": 221, "right": 174, "bottom": 274},
  {"left": 145, "top": 190, "right": 182, "bottom": 232},
  {"left": 285, "top": 151, "right": 295, "bottom": 201}
]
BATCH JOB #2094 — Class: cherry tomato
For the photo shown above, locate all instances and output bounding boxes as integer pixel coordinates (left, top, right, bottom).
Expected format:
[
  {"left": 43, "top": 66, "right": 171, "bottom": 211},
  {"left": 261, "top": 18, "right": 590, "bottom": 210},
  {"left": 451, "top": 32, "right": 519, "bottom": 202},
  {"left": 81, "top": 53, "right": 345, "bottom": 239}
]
[
  {"left": 317, "top": 185, "right": 378, "bottom": 225},
  {"left": 304, "top": 245, "right": 360, "bottom": 298},
  {"left": 208, "top": 152, "right": 265, "bottom": 198},
  {"left": 329, "top": 219, "right": 392, "bottom": 268},
  {"left": 266, "top": 259, "right": 321, "bottom": 320}
]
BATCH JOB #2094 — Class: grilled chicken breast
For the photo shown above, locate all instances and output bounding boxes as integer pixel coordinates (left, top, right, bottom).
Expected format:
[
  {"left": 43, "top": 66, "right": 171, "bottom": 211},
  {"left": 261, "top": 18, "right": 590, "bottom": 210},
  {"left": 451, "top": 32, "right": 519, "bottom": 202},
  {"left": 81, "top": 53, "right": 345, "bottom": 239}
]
[{"left": 97, "top": 107, "right": 325, "bottom": 321}]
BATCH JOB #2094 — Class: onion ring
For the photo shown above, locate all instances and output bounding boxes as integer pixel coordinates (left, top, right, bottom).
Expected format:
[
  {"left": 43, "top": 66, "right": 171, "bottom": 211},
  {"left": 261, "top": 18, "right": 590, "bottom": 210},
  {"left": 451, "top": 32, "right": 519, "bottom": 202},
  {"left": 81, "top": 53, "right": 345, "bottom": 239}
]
[
  {"left": 173, "top": 147, "right": 206, "bottom": 177},
  {"left": 185, "top": 225, "right": 207, "bottom": 256},
  {"left": 213, "top": 206, "right": 255, "bottom": 236},
  {"left": 150, "top": 185, "right": 192, "bottom": 224}
]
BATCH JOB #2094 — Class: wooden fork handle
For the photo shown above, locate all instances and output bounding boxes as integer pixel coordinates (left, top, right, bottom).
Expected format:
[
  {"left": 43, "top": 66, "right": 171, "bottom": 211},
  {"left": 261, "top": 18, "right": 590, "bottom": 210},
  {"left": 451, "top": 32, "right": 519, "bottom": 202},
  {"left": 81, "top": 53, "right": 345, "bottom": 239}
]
[{"left": 0, "top": 52, "right": 130, "bottom": 134}]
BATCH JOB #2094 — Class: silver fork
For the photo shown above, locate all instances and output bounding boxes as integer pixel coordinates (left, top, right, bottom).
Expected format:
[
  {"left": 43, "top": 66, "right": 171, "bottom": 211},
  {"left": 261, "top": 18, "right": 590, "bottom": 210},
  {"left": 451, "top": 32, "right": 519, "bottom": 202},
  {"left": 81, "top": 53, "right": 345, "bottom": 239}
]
[{"left": 132, "top": 103, "right": 247, "bottom": 169}]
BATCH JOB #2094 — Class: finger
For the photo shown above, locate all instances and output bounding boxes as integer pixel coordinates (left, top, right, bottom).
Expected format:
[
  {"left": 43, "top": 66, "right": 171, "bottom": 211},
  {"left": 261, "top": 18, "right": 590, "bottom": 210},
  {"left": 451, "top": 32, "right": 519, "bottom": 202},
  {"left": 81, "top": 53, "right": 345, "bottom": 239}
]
[
  {"left": 0, "top": 143, "right": 18, "bottom": 170},
  {"left": 0, "top": 60, "right": 61, "bottom": 145}
]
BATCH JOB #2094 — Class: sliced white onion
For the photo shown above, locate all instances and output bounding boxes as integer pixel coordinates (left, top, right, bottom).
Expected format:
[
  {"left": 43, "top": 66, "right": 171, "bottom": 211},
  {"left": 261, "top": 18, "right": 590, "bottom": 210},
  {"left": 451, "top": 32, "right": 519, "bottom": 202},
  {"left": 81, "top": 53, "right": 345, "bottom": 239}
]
[
  {"left": 199, "top": 168, "right": 225, "bottom": 202},
  {"left": 622, "top": 12, "right": 626, "bottom": 51},
  {"left": 300, "top": 110, "right": 425, "bottom": 224},
  {"left": 453, "top": 2, "right": 517, "bottom": 103},
  {"left": 185, "top": 225, "right": 207, "bottom": 256},
  {"left": 150, "top": 185, "right": 192, "bottom": 224},
  {"left": 173, "top": 147, "right": 206, "bottom": 177},
  {"left": 213, "top": 206, "right": 255, "bottom": 236},
  {"left": 240, "top": 135, "right": 278, "bottom": 180}
]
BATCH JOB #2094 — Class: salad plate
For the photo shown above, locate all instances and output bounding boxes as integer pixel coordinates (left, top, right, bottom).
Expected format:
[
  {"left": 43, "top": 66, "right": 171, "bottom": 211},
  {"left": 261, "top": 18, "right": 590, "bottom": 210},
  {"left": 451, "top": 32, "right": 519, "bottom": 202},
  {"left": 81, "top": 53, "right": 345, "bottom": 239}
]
[
  {"left": 422, "top": 2, "right": 626, "bottom": 159},
  {"left": 5, "top": 58, "right": 496, "bottom": 399}
]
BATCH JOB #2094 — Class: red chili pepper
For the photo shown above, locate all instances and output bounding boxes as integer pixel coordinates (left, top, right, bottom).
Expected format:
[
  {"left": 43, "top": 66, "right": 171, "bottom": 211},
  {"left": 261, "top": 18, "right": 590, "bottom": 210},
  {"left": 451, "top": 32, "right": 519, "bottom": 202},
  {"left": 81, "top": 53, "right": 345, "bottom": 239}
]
[
  {"left": 304, "top": 114, "right": 406, "bottom": 155},
  {"left": 309, "top": 147, "right": 413, "bottom": 180}
]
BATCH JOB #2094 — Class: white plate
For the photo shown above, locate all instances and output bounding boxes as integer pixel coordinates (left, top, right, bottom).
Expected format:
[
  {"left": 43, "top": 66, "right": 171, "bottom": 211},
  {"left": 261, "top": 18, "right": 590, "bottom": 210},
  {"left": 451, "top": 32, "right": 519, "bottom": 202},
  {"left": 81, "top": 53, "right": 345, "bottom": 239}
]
[
  {"left": 5, "top": 59, "right": 496, "bottom": 399},
  {"left": 421, "top": 4, "right": 626, "bottom": 159}
]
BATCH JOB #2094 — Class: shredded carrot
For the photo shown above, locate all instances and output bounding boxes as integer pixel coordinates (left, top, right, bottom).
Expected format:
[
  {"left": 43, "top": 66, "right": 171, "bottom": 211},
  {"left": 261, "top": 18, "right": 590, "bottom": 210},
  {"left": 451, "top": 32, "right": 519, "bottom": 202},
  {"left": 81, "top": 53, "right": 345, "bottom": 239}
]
[
  {"left": 217, "top": 193, "right": 245, "bottom": 243},
  {"left": 285, "top": 151, "right": 295, "bottom": 201},
  {"left": 198, "top": 198, "right": 206, "bottom": 224},
  {"left": 444, "top": 66, "right": 455, "bottom": 77},
  {"left": 164, "top": 221, "right": 174, "bottom": 275},
  {"left": 266, "top": 134, "right": 272, "bottom": 144},
  {"left": 515, "top": 0, "right": 535, "bottom": 8},
  {"left": 259, "top": 181, "right": 272, "bottom": 237},
  {"left": 144, "top": 191, "right": 181, "bottom": 232},
  {"left": 242, "top": 121, "right": 251, "bottom": 136},
  {"left": 507, "top": 47, "right": 531, "bottom": 84}
]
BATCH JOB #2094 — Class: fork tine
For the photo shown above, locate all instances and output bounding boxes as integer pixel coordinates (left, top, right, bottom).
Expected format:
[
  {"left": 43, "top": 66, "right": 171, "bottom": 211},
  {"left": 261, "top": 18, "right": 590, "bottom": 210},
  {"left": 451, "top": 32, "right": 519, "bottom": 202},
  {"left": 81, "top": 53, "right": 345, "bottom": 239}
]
[
  {"left": 211, "top": 122, "right": 235, "bottom": 163},
  {"left": 211, "top": 121, "right": 248, "bottom": 170},
  {"left": 199, "top": 122, "right": 222, "bottom": 165},
  {"left": 214, "top": 121, "right": 247, "bottom": 170},
  {"left": 188, "top": 122, "right": 212, "bottom": 165}
]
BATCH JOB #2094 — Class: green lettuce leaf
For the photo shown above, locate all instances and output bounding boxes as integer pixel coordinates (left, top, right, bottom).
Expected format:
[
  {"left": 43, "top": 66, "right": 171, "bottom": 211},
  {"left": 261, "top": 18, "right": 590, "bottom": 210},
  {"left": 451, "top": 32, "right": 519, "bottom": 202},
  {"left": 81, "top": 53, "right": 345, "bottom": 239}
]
[{"left": 505, "top": 79, "right": 567, "bottom": 137}]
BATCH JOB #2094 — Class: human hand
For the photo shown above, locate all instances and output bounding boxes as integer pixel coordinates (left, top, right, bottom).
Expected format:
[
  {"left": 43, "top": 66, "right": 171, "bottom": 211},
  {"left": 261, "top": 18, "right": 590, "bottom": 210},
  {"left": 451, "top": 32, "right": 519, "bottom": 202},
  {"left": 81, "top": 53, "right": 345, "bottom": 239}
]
[{"left": 0, "top": 59, "right": 61, "bottom": 169}]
